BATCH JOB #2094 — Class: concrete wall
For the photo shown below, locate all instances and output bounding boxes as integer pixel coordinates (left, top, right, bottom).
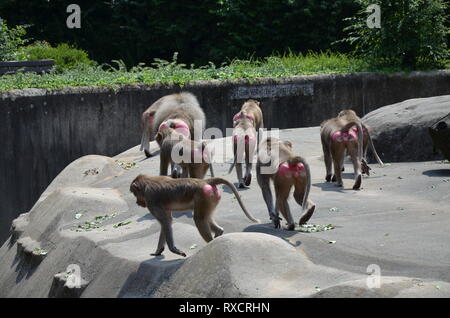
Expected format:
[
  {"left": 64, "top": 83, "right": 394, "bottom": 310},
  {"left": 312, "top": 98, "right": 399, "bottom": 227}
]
[{"left": 1, "top": 70, "right": 450, "bottom": 243}]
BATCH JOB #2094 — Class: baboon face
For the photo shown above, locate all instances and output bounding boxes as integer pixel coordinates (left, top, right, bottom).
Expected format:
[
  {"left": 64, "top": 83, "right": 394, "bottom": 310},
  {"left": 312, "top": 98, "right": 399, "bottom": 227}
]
[{"left": 130, "top": 180, "right": 147, "bottom": 208}]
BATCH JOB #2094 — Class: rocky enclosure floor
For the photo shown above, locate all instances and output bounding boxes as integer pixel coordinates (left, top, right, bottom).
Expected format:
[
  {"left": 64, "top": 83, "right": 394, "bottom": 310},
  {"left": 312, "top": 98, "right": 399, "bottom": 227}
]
[{"left": 1, "top": 127, "right": 449, "bottom": 297}]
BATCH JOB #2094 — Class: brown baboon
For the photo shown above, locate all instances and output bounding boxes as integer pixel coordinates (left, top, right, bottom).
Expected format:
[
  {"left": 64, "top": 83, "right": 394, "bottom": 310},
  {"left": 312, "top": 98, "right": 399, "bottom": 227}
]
[
  {"left": 320, "top": 113, "right": 364, "bottom": 190},
  {"left": 156, "top": 125, "right": 214, "bottom": 179},
  {"left": 229, "top": 99, "right": 264, "bottom": 188},
  {"left": 139, "top": 92, "right": 205, "bottom": 157},
  {"left": 130, "top": 175, "right": 259, "bottom": 257},
  {"left": 256, "top": 137, "right": 315, "bottom": 230},
  {"left": 338, "top": 109, "right": 384, "bottom": 175}
]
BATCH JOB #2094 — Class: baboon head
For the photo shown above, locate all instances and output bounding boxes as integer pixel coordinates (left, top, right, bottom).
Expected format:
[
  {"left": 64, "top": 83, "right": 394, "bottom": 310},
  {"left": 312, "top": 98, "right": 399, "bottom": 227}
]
[{"left": 130, "top": 175, "right": 148, "bottom": 208}]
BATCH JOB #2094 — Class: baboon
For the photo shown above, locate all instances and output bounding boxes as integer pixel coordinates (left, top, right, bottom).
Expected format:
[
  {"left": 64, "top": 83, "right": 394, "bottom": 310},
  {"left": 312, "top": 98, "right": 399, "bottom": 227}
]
[
  {"left": 139, "top": 92, "right": 205, "bottom": 157},
  {"left": 156, "top": 125, "right": 215, "bottom": 179},
  {"left": 337, "top": 109, "right": 384, "bottom": 175},
  {"left": 320, "top": 113, "right": 364, "bottom": 190},
  {"left": 256, "top": 137, "right": 315, "bottom": 230},
  {"left": 229, "top": 99, "right": 264, "bottom": 188},
  {"left": 130, "top": 175, "right": 260, "bottom": 257},
  {"left": 152, "top": 92, "right": 205, "bottom": 142}
]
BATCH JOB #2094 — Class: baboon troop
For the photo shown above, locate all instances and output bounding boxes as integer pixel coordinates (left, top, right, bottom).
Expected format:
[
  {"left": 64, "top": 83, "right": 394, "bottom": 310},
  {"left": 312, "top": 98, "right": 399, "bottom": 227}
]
[{"left": 134, "top": 92, "right": 384, "bottom": 256}]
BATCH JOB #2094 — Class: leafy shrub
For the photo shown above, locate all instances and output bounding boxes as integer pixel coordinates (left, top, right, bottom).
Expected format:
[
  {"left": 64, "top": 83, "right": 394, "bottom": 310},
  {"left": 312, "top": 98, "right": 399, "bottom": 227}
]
[
  {"left": 17, "top": 42, "right": 94, "bottom": 71},
  {"left": 0, "top": 19, "right": 28, "bottom": 61},
  {"left": 342, "top": 0, "right": 449, "bottom": 68}
]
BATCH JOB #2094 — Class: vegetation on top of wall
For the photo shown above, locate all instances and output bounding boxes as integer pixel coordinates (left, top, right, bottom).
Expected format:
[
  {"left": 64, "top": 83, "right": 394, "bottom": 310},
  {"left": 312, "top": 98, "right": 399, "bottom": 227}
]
[{"left": 0, "top": 51, "right": 447, "bottom": 92}]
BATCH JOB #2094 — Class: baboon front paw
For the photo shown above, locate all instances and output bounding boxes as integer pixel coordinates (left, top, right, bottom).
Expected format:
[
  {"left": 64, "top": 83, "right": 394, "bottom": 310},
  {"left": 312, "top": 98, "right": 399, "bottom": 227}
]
[
  {"left": 353, "top": 175, "right": 362, "bottom": 190},
  {"left": 326, "top": 175, "right": 332, "bottom": 182},
  {"left": 244, "top": 174, "right": 252, "bottom": 186},
  {"left": 151, "top": 247, "right": 164, "bottom": 256},
  {"left": 331, "top": 175, "right": 337, "bottom": 182},
  {"left": 170, "top": 247, "right": 187, "bottom": 257},
  {"left": 144, "top": 150, "right": 152, "bottom": 158},
  {"left": 284, "top": 223, "right": 295, "bottom": 231}
]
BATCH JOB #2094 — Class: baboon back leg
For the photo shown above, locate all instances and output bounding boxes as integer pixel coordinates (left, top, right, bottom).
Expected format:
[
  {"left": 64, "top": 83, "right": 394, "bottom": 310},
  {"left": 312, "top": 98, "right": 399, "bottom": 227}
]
[
  {"left": 209, "top": 218, "right": 224, "bottom": 238},
  {"left": 348, "top": 143, "right": 362, "bottom": 190},
  {"left": 332, "top": 145, "right": 345, "bottom": 186},
  {"left": 274, "top": 180, "right": 295, "bottom": 230},
  {"left": 236, "top": 163, "right": 245, "bottom": 188},
  {"left": 322, "top": 140, "right": 333, "bottom": 182},
  {"left": 257, "top": 170, "right": 279, "bottom": 228}
]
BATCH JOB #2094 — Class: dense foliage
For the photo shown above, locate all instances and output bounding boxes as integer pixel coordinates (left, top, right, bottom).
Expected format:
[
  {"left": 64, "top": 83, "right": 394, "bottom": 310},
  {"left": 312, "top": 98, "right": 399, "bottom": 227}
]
[
  {"left": 0, "top": 18, "right": 28, "bottom": 61},
  {"left": 0, "top": 0, "right": 358, "bottom": 66},
  {"left": 342, "top": 0, "right": 449, "bottom": 68},
  {"left": 17, "top": 42, "right": 94, "bottom": 71}
]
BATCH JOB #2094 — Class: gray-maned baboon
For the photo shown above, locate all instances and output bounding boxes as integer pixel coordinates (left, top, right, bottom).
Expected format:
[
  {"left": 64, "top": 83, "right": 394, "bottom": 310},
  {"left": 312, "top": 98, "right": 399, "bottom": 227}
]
[
  {"left": 130, "top": 175, "right": 259, "bottom": 257},
  {"left": 140, "top": 92, "right": 205, "bottom": 158},
  {"left": 256, "top": 137, "right": 315, "bottom": 230},
  {"left": 320, "top": 113, "right": 364, "bottom": 190},
  {"left": 152, "top": 92, "right": 205, "bottom": 142},
  {"left": 337, "top": 109, "right": 384, "bottom": 175},
  {"left": 228, "top": 99, "right": 264, "bottom": 188},
  {"left": 155, "top": 125, "right": 215, "bottom": 179}
]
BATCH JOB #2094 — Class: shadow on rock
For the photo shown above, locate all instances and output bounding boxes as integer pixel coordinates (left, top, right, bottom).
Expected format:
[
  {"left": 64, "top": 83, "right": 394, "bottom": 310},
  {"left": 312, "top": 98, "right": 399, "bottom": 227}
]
[
  {"left": 118, "top": 257, "right": 185, "bottom": 297},
  {"left": 422, "top": 169, "right": 450, "bottom": 177}
]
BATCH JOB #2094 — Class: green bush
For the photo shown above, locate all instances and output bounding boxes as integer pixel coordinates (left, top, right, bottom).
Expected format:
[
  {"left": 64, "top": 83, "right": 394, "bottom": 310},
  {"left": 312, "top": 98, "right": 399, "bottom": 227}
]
[
  {"left": 342, "top": 0, "right": 449, "bottom": 69},
  {"left": 0, "top": 19, "right": 28, "bottom": 61},
  {"left": 17, "top": 42, "right": 94, "bottom": 71}
]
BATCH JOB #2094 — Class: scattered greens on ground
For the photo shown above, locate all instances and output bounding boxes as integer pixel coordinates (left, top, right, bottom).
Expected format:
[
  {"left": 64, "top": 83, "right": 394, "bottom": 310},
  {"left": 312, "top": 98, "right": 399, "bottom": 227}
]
[
  {"left": 72, "top": 213, "right": 118, "bottom": 232},
  {"left": 113, "top": 221, "right": 132, "bottom": 228},
  {"left": 115, "top": 160, "right": 138, "bottom": 170},
  {"left": 298, "top": 224, "right": 335, "bottom": 233},
  {"left": 1, "top": 51, "right": 440, "bottom": 92},
  {"left": 33, "top": 248, "right": 48, "bottom": 256}
]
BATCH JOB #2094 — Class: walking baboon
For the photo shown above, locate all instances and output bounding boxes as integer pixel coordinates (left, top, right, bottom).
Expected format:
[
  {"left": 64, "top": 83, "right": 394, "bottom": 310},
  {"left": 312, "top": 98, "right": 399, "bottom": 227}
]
[
  {"left": 320, "top": 114, "right": 364, "bottom": 189},
  {"left": 130, "top": 175, "right": 259, "bottom": 257},
  {"left": 139, "top": 92, "right": 205, "bottom": 157},
  {"left": 256, "top": 137, "right": 315, "bottom": 230},
  {"left": 338, "top": 109, "right": 384, "bottom": 175},
  {"left": 229, "top": 99, "right": 264, "bottom": 188},
  {"left": 156, "top": 125, "right": 214, "bottom": 179}
]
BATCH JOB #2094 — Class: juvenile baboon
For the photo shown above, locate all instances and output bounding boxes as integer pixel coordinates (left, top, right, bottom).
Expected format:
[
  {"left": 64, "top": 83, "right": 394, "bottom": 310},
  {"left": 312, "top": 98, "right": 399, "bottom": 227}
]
[
  {"left": 256, "top": 137, "right": 315, "bottom": 230},
  {"left": 156, "top": 125, "right": 214, "bottom": 179},
  {"left": 140, "top": 92, "right": 205, "bottom": 158},
  {"left": 338, "top": 109, "right": 384, "bottom": 175},
  {"left": 320, "top": 114, "right": 364, "bottom": 190},
  {"left": 130, "top": 175, "right": 259, "bottom": 257},
  {"left": 229, "top": 99, "right": 264, "bottom": 188}
]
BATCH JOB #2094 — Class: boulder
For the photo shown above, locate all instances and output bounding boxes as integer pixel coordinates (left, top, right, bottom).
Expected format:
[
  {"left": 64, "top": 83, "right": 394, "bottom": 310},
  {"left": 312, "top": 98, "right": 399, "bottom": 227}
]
[{"left": 363, "top": 95, "right": 450, "bottom": 162}]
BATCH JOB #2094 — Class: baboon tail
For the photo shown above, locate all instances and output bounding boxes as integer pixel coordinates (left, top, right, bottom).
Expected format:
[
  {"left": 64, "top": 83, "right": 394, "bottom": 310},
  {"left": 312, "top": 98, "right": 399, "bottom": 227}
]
[
  {"left": 207, "top": 178, "right": 260, "bottom": 223},
  {"left": 287, "top": 156, "right": 313, "bottom": 223},
  {"left": 363, "top": 124, "right": 384, "bottom": 167}
]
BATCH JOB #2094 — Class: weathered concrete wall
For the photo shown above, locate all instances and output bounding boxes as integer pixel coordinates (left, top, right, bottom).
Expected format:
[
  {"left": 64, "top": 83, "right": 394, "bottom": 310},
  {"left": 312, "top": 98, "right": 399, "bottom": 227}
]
[{"left": 1, "top": 70, "right": 450, "bottom": 243}]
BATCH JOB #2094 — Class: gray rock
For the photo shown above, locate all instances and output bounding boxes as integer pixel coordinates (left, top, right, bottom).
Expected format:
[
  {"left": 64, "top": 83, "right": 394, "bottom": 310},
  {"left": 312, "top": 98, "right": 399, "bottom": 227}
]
[{"left": 363, "top": 95, "right": 450, "bottom": 162}]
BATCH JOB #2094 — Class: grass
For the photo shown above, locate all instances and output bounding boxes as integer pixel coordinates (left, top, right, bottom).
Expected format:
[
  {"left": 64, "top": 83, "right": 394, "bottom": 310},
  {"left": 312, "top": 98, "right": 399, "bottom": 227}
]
[{"left": 0, "top": 52, "right": 446, "bottom": 91}]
